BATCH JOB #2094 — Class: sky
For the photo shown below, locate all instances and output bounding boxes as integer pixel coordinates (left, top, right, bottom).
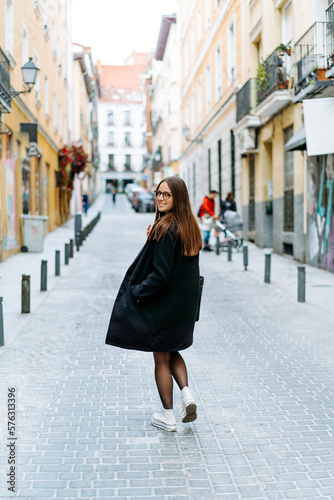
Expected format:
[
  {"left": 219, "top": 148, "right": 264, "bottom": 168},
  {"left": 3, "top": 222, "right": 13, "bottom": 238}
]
[{"left": 72, "top": 0, "right": 178, "bottom": 65}]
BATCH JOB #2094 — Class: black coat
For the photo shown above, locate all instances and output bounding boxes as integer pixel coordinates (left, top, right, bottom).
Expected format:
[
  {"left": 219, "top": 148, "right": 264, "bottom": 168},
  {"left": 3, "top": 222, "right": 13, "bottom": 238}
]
[{"left": 105, "top": 226, "right": 200, "bottom": 352}]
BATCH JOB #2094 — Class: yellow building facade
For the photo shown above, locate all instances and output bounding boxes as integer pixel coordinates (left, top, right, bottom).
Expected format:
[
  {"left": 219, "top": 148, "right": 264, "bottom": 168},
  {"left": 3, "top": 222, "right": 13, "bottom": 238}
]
[
  {"left": 0, "top": 0, "right": 71, "bottom": 261},
  {"left": 179, "top": 0, "right": 242, "bottom": 212},
  {"left": 235, "top": 0, "right": 334, "bottom": 268}
]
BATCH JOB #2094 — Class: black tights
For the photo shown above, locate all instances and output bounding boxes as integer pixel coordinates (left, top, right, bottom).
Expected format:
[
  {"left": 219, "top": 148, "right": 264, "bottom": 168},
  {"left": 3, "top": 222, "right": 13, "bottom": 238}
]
[{"left": 153, "top": 351, "right": 188, "bottom": 409}]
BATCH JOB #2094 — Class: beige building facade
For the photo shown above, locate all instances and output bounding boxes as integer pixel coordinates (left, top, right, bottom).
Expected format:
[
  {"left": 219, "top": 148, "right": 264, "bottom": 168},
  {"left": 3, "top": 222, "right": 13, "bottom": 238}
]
[{"left": 178, "top": 0, "right": 242, "bottom": 212}]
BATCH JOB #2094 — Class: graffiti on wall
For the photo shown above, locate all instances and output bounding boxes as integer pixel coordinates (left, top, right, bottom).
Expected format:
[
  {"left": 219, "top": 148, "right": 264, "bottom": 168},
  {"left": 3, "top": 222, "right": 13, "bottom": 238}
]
[{"left": 307, "top": 155, "right": 334, "bottom": 272}]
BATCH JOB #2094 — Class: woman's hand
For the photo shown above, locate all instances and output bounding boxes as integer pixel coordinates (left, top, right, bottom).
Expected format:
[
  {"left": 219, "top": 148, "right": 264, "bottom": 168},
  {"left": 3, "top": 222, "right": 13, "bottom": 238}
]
[{"left": 146, "top": 225, "right": 152, "bottom": 237}]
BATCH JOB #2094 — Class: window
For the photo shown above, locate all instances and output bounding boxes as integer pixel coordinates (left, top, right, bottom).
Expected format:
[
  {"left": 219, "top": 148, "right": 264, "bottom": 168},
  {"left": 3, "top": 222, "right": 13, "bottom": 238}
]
[
  {"left": 284, "top": 126, "right": 294, "bottom": 231},
  {"left": 184, "top": 40, "right": 189, "bottom": 78},
  {"left": 227, "top": 19, "right": 236, "bottom": 84},
  {"left": 6, "top": 0, "right": 14, "bottom": 55},
  {"left": 196, "top": 5, "right": 202, "bottom": 43},
  {"left": 190, "top": 26, "right": 195, "bottom": 64},
  {"left": 205, "top": 0, "right": 211, "bottom": 31},
  {"left": 208, "top": 148, "right": 211, "bottom": 192},
  {"left": 124, "top": 110, "right": 131, "bottom": 126},
  {"left": 230, "top": 130, "right": 235, "bottom": 196},
  {"left": 107, "top": 110, "right": 114, "bottom": 125},
  {"left": 249, "top": 154, "right": 255, "bottom": 231},
  {"left": 108, "top": 132, "right": 115, "bottom": 146},
  {"left": 125, "top": 154, "right": 131, "bottom": 170},
  {"left": 34, "top": 51, "right": 40, "bottom": 95},
  {"left": 124, "top": 131, "right": 131, "bottom": 146},
  {"left": 205, "top": 63, "right": 212, "bottom": 113},
  {"left": 215, "top": 42, "right": 223, "bottom": 101},
  {"left": 53, "top": 92, "right": 57, "bottom": 129},
  {"left": 22, "top": 23, "right": 28, "bottom": 65},
  {"left": 44, "top": 0, "right": 48, "bottom": 28},
  {"left": 58, "top": 104, "right": 62, "bottom": 137},
  {"left": 197, "top": 78, "right": 203, "bottom": 124},
  {"left": 44, "top": 74, "right": 49, "bottom": 116},
  {"left": 191, "top": 92, "right": 195, "bottom": 132},
  {"left": 108, "top": 154, "right": 114, "bottom": 169}
]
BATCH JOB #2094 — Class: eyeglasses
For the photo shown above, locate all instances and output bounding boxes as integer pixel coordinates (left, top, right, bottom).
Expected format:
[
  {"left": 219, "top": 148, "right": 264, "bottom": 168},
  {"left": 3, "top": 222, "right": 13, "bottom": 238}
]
[{"left": 154, "top": 190, "right": 172, "bottom": 200}]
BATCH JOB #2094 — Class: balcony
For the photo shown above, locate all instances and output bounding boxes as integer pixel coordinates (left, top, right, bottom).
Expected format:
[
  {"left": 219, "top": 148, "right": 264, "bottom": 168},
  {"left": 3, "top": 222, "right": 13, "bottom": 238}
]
[
  {"left": 255, "top": 45, "right": 292, "bottom": 118},
  {"left": 326, "top": 2, "right": 334, "bottom": 78},
  {"left": 236, "top": 78, "right": 258, "bottom": 123},
  {"left": 234, "top": 78, "right": 261, "bottom": 154},
  {"left": 0, "top": 48, "right": 11, "bottom": 113},
  {"left": 293, "top": 22, "right": 334, "bottom": 102}
]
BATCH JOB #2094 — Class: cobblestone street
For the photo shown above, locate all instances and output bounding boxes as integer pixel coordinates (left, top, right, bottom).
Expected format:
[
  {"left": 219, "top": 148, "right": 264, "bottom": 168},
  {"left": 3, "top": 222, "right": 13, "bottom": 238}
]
[{"left": 1, "top": 194, "right": 334, "bottom": 499}]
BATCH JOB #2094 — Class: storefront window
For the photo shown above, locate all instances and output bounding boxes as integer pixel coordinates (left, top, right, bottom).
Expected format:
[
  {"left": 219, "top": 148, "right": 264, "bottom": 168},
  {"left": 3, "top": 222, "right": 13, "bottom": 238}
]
[{"left": 22, "top": 157, "right": 30, "bottom": 214}]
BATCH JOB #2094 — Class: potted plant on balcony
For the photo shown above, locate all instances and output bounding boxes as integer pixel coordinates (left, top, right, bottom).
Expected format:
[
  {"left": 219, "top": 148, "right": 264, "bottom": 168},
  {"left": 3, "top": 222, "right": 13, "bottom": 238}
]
[
  {"left": 257, "top": 60, "right": 269, "bottom": 90},
  {"left": 278, "top": 43, "right": 291, "bottom": 56}
]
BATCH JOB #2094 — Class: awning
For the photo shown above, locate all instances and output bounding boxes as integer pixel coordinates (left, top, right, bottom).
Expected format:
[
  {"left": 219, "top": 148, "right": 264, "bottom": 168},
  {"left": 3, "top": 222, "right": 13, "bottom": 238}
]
[{"left": 285, "top": 125, "right": 306, "bottom": 152}]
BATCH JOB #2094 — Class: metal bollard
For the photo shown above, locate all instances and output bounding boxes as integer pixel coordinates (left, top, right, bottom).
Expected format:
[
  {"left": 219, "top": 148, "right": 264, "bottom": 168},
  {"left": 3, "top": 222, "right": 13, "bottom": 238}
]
[
  {"left": 22, "top": 275, "right": 30, "bottom": 313},
  {"left": 55, "top": 250, "right": 60, "bottom": 276},
  {"left": 298, "top": 266, "right": 306, "bottom": 302},
  {"left": 0, "top": 297, "right": 4, "bottom": 346},
  {"left": 243, "top": 243, "right": 248, "bottom": 270},
  {"left": 216, "top": 236, "right": 220, "bottom": 255},
  {"left": 41, "top": 260, "right": 47, "bottom": 291},
  {"left": 227, "top": 240, "right": 232, "bottom": 261},
  {"left": 264, "top": 251, "right": 271, "bottom": 283},
  {"left": 69, "top": 239, "right": 74, "bottom": 258},
  {"left": 65, "top": 243, "right": 70, "bottom": 265},
  {"left": 76, "top": 232, "right": 81, "bottom": 251}
]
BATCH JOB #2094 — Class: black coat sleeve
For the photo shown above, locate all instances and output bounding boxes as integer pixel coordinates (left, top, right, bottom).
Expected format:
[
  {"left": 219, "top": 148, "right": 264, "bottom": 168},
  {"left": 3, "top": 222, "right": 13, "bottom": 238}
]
[{"left": 130, "top": 232, "right": 175, "bottom": 301}]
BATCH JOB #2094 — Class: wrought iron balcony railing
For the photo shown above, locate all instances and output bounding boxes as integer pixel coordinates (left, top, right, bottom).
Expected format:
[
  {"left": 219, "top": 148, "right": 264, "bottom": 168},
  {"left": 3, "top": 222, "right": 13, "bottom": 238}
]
[
  {"left": 0, "top": 47, "right": 11, "bottom": 112},
  {"left": 294, "top": 22, "right": 327, "bottom": 95},
  {"left": 236, "top": 78, "right": 257, "bottom": 123},
  {"left": 257, "top": 46, "right": 290, "bottom": 105}
]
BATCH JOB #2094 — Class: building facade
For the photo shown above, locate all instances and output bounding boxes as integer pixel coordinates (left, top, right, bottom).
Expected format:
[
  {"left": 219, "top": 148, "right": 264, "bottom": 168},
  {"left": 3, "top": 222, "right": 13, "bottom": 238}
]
[
  {"left": 235, "top": 0, "right": 334, "bottom": 272},
  {"left": 73, "top": 44, "right": 101, "bottom": 212},
  {"left": 0, "top": 0, "right": 73, "bottom": 261},
  {"left": 149, "top": 14, "right": 181, "bottom": 188},
  {"left": 97, "top": 52, "right": 149, "bottom": 192},
  {"left": 178, "top": 0, "right": 242, "bottom": 213}
]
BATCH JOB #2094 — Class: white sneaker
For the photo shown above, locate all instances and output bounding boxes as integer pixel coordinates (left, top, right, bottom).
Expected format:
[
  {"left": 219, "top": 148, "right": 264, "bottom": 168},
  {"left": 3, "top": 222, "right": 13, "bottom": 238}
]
[
  {"left": 181, "top": 386, "right": 197, "bottom": 423},
  {"left": 151, "top": 408, "right": 177, "bottom": 432}
]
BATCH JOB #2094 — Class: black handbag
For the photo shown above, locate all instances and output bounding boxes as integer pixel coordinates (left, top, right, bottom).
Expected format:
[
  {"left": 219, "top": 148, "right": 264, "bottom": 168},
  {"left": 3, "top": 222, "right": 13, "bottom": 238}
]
[{"left": 196, "top": 276, "right": 204, "bottom": 322}]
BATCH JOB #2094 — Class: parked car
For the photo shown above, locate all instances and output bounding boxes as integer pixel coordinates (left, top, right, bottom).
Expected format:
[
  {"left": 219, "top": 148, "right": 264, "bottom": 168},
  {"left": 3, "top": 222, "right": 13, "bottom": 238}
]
[
  {"left": 132, "top": 191, "right": 156, "bottom": 213},
  {"left": 125, "top": 183, "right": 144, "bottom": 200}
]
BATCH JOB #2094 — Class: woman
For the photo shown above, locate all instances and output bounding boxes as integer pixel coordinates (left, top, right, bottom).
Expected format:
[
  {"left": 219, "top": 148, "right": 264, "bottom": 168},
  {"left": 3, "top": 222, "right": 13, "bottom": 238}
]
[{"left": 105, "top": 177, "right": 203, "bottom": 432}]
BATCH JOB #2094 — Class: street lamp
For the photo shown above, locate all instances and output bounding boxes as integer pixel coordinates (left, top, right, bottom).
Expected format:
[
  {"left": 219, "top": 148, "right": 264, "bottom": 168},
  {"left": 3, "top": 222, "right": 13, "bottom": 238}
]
[
  {"left": 182, "top": 124, "right": 202, "bottom": 143},
  {"left": 10, "top": 58, "right": 40, "bottom": 98}
]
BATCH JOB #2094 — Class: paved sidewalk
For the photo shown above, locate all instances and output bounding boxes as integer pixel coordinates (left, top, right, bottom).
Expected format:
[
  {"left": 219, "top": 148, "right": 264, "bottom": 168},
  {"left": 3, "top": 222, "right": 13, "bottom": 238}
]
[
  {"left": 0, "top": 196, "right": 105, "bottom": 346},
  {"left": 1, "top": 193, "right": 334, "bottom": 499}
]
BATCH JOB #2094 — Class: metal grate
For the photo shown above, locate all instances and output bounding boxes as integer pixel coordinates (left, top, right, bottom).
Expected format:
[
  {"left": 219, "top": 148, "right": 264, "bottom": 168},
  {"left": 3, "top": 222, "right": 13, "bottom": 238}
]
[{"left": 284, "top": 189, "right": 294, "bottom": 232}]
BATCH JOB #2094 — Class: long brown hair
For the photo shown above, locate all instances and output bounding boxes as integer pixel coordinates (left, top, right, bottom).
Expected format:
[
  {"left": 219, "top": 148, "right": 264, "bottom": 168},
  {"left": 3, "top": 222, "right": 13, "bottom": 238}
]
[{"left": 148, "top": 177, "right": 203, "bottom": 256}]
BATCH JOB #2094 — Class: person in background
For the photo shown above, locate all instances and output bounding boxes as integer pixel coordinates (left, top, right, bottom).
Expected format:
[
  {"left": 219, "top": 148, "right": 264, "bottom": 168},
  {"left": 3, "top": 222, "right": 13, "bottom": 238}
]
[
  {"left": 82, "top": 193, "right": 88, "bottom": 215},
  {"left": 200, "top": 210, "right": 213, "bottom": 251},
  {"left": 220, "top": 192, "right": 237, "bottom": 218},
  {"left": 198, "top": 190, "right": 218, "bottom": 220}
]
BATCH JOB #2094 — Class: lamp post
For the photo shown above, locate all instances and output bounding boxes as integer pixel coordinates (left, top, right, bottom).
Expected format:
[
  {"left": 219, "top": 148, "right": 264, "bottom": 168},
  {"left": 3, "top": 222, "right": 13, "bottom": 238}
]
[{"left": 10, "top": 58, "right": 40, "bottom": 98}]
